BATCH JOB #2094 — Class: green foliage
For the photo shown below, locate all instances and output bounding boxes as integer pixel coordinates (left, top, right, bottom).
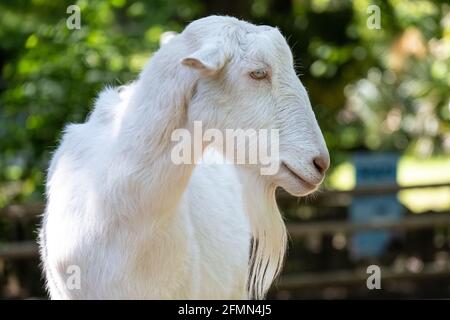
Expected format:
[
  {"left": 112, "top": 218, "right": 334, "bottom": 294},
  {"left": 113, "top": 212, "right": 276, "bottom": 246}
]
[
  {"left": 0, "top": 0, "right": 202, "bottom": 205},
  {"left": 343, "top": 0, "right": 450, "bottom": 155}
]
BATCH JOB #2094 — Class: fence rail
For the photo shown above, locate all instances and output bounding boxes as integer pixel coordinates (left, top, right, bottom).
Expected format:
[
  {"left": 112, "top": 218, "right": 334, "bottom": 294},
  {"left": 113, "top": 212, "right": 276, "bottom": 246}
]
[
  {"left": 2, "top": 183, "right": 449, "bottom": 220},
  {"left": 287, "top": 213, "right": 450, "bottom": 237},
  {"left": 1, "top": 182, "right": 449, "bottom": 258},
  {"left": 278, "top": 263, "right": 450, "bottom": 290},
  {"left": 1, "top": 214, "right": 450, "bottom": 259},
  {"left": 1, "top": 182, "right": 449, "bottom": 292},
  {"left": 0, "top": 241, "right": 38, "bottom": 260},
  {"left": 277, "top": 181, "right": 450, "bottom": 199}
]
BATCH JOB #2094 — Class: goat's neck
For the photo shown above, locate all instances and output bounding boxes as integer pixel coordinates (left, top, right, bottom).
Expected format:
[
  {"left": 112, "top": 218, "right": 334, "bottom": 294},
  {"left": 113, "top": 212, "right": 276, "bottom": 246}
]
[{"left": 115, "top": 44, "right": 199, "bottom": 217}]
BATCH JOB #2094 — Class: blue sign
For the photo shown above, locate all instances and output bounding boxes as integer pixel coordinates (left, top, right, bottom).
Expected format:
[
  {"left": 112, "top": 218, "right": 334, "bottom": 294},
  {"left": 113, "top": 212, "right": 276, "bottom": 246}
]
[{"left": 350, "top": 153, "right": 404, "bottom": 259}]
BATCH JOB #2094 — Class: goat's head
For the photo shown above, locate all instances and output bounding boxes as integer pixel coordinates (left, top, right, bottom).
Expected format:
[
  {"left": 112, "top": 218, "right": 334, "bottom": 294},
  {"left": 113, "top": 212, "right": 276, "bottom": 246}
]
[{"left": 179, "top": 16, "right": 330, "bottom": 196}]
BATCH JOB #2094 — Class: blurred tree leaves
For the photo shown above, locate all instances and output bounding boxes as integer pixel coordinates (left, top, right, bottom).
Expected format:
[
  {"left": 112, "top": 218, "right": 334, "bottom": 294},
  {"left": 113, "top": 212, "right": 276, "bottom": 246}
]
[
  {"left": 0, "top": 0, "right": 449, "bottom": 205},
  {"left": 0, "top": 0, "right": 202, "bottom": 206}
]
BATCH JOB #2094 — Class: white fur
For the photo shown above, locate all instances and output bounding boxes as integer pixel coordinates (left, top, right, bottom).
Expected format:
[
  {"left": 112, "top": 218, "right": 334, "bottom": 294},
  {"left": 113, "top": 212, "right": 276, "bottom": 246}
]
[{"left": 39, "top": 16, "right": 329, "bottom": 300}]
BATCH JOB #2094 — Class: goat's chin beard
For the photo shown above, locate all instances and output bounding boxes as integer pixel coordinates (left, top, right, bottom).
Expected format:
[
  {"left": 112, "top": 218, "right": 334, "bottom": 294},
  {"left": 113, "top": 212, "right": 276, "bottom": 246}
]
[{"left": 236, "top": 168, "right": 287, "bottom": 299}]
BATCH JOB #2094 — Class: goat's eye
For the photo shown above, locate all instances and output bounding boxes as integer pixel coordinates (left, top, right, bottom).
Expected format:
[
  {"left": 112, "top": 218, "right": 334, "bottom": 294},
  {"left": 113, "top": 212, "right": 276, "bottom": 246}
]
[{"left": 249, "top": 69, "right": 268, "bottom": 80}]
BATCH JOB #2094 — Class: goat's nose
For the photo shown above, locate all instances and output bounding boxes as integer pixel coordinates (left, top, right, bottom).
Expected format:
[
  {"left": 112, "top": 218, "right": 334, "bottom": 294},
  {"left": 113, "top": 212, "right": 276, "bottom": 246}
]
[{"left": 313, "top": 154, "right": 330, "bottom": 175}]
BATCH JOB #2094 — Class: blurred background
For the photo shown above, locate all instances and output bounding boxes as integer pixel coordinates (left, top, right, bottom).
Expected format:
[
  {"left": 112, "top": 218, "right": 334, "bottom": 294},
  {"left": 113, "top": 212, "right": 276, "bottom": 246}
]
[{"left": 0, "top": 0, "right": 449, "bottom": 299}]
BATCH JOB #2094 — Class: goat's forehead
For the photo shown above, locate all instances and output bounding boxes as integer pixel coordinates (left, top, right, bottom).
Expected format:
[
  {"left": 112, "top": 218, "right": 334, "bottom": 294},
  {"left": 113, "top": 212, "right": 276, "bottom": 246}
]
[
  {"left": 185, "top": 16, "right": 286, "bottom": 45},
  {"left": 184, "top": 16, "right": 293, "bottom": 64},
  {"left": 254, "top": 30, "right": 291, "bottom": 55},
  {"left": 238, "top": 29, "right": 293, "bottom": 69},
  {"left": 234, "top": 23, "right": 292, "bottom": 63},
  {"left": 185, "top": 16, "right": 259, "bottom": 33}
]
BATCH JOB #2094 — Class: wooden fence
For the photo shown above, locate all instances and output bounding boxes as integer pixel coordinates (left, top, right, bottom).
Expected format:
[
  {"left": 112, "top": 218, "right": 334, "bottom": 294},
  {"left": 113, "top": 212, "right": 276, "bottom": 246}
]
[{"left": 1, "top": 182, "right": 450, "bottom": 292}]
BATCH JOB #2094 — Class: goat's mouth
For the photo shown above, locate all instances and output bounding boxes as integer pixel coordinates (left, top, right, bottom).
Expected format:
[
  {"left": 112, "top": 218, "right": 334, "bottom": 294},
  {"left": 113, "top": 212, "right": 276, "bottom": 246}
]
[
  {"left": 282, "top": 163, "right": 316, "bottom": 188},
  {"left": 277, "top": 162, "right": 319, "bottom": 196}
]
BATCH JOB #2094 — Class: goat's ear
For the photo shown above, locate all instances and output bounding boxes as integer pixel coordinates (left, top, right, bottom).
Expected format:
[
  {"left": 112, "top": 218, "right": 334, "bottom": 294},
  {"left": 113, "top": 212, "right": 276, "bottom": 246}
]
[{"left": 181, "top": 43, "right": 226, "bottom": 75}]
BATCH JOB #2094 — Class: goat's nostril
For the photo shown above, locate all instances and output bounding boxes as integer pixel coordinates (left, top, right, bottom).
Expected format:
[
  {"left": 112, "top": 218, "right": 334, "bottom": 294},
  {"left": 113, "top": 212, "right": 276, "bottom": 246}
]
[{"left": 313, "top": 156, "right": 329, "bottom": 175}]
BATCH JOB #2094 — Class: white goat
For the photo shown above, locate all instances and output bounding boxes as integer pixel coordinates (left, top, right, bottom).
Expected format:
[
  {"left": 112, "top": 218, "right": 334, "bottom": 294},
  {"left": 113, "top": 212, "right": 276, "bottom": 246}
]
[{"left": 39, "top": 16, "right": 329, "bottom": 299}]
